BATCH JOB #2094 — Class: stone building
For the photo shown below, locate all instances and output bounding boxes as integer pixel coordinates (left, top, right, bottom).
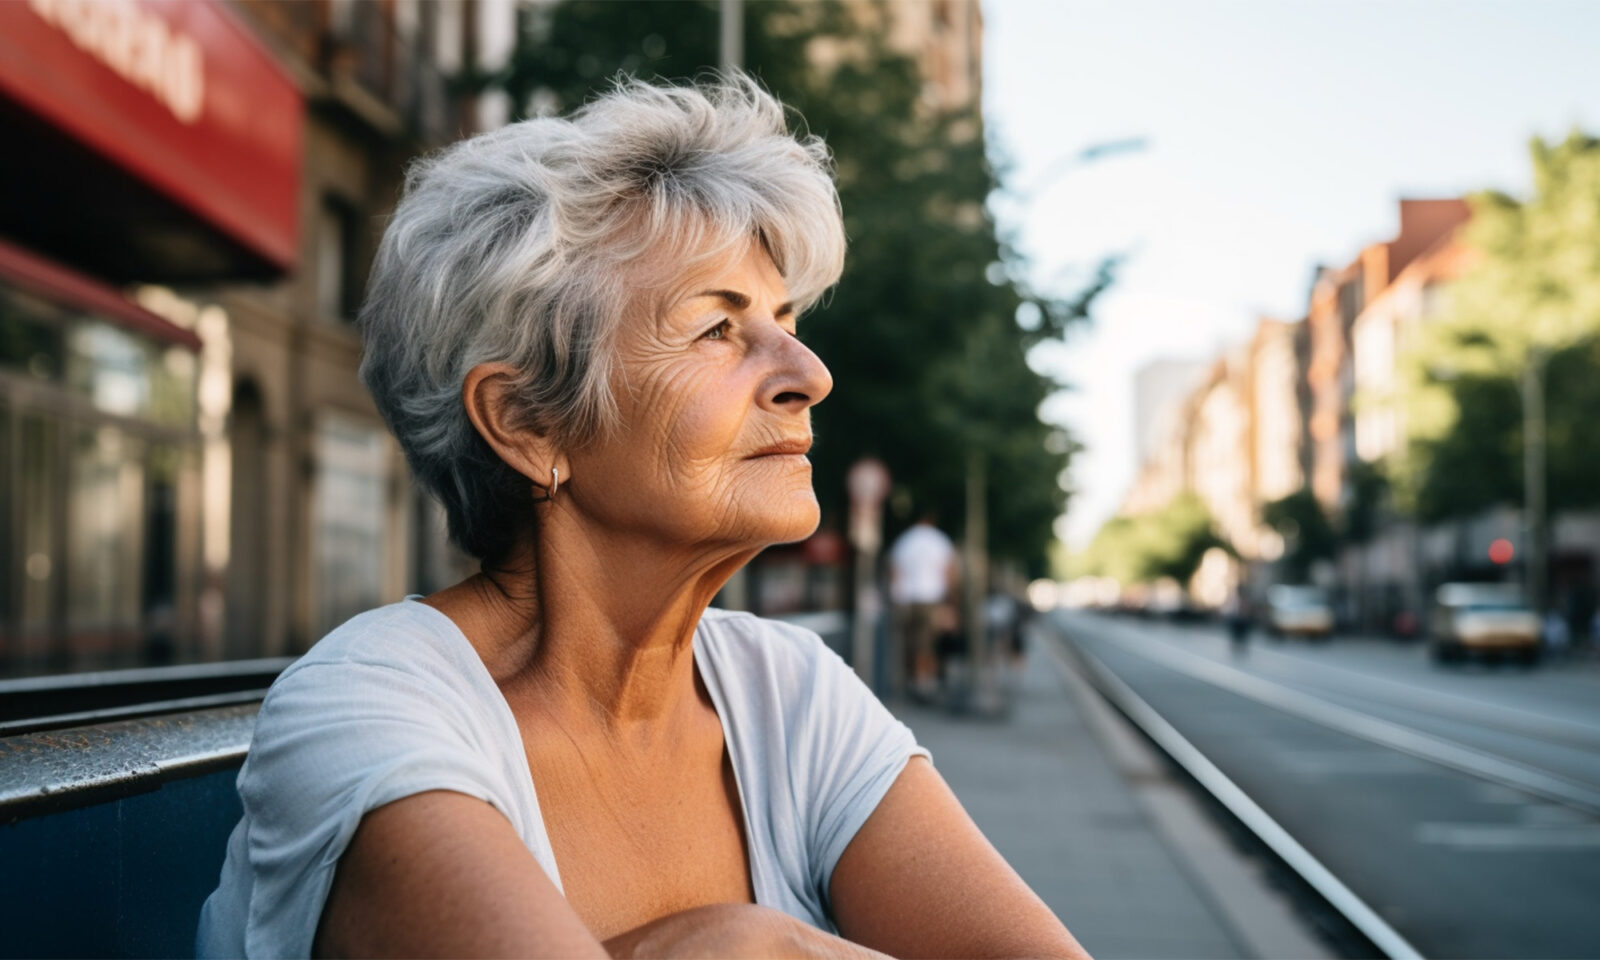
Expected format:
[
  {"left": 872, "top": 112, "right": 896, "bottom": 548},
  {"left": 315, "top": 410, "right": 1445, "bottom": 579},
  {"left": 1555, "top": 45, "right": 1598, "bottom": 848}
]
[{"left": 0, "top": 0, "right": 503, "bottom": 675}]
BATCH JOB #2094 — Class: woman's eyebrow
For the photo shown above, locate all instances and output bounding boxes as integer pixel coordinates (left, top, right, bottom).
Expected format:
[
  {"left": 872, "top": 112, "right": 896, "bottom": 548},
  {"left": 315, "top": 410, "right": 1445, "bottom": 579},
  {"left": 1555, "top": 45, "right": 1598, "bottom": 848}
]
[
  {"left": 691, "top": 289, "right": 751, "bottom": 309},
  {"left": 690, "top": 289, "right": 795, "bottom": 317}
]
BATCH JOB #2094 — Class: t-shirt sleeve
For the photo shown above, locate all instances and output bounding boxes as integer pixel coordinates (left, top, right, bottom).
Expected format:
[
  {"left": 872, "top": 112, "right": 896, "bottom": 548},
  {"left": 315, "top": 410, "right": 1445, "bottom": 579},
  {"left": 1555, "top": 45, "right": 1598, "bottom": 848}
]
[
  {"left": 797, "top": 635, "right": 931, "bottom": 908},
  {"left": 235, "top": 660, "right": 512, "bottom": 959}
]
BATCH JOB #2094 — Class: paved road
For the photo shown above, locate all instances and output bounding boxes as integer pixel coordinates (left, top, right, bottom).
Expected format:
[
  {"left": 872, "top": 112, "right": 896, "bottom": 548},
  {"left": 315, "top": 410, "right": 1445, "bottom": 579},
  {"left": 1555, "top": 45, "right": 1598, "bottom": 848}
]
[{"left": 1054, "top": 610, "right": 1600, "bottom": 960}]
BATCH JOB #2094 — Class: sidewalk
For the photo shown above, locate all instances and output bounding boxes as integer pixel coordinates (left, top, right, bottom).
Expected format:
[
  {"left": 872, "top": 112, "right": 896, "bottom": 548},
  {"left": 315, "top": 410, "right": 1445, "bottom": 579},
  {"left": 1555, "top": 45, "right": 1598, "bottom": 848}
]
[{"left": 887, "top": 633, "right": 1327, "bottom": 959}]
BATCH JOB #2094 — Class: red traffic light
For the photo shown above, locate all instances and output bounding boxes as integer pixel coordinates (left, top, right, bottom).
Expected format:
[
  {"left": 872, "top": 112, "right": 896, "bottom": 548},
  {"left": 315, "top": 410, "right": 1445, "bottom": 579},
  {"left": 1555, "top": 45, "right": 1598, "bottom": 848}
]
[{"left": 1488, "top": 538, "right": 1515, "bottom": 565}]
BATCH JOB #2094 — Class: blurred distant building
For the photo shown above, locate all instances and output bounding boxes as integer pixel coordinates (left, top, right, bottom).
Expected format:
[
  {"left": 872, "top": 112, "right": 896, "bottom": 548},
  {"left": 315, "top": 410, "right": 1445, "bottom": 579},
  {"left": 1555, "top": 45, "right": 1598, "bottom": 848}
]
[
  {"left": 811, "top": 0, "right": 984, "bottom": 120},
  {"left": 1185, "top": 353, "right": 1256, "bottom": 559},
  {"left": 880, "top": 0, "right": 984, "bottom": 113},
  {"left": 1249, "top": 319, "right": 1304, "bottom": 506},
  {"left": 1304, "top": 199, "right": 1471, "bottom": 516},
  {"left": 1351, "top": 237, "right": 1474, "bottom": 463},
  {"left": 1133, "top": 358, "right": 1207, "bottom": 468},
  {"left": 1114, "top": 193, "right": 1599, "bottom": 626},
  {"left": 1307, "top": 200, "right": 1469, "bottom": 630},
  {"left": 0, "top": 0, "right": 503, "bottom": 676}
]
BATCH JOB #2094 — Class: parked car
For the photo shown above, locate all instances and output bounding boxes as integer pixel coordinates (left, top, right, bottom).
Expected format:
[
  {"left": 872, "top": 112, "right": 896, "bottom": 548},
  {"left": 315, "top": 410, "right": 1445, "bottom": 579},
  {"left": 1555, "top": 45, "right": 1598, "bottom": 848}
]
[
  {"left": 1430, "top": 583, "right": 1541, "bottom": 664},
  {"left": 1265, "top": 585, "right": 1334, "bottom": 639}
]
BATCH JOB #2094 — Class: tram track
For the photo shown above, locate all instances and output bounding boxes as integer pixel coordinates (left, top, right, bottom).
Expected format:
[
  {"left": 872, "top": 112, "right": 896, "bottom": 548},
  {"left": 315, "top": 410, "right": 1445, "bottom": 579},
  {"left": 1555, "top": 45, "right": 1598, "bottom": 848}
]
[
  {"left": 1047, "top": 610, "right": 1600, "bottom": 960},
  {"left": 1081, "top": 620, "right": 1600, "bottom": 817}
]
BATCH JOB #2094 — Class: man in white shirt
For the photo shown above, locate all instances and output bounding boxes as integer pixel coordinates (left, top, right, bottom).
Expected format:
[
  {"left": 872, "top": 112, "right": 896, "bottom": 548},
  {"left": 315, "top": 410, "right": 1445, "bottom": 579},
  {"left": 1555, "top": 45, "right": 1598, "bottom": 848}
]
[{"left": 887, "top": 514, "right": 958, "bottom": 701}]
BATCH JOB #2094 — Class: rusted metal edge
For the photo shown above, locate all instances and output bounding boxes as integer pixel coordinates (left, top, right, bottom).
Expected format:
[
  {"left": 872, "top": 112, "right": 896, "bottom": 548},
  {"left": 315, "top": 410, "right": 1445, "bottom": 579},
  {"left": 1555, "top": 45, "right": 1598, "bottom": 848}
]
[{"left": 0, "top": 703, "right": 259, "bottom": 823}]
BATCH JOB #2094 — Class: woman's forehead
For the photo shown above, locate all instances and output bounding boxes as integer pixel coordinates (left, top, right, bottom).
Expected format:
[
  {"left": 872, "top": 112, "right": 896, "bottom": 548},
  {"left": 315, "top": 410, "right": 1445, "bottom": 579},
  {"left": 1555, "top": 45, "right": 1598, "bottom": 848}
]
[{"left": 651, "top": 239, "right": 787, "bottom": 316}]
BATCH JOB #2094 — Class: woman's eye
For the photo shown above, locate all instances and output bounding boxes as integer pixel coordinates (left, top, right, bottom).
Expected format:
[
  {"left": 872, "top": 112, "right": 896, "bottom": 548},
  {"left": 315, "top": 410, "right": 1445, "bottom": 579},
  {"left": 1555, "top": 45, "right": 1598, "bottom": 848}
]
[{"left": 701, "top": 320, "right": 730, "bottom": 341}]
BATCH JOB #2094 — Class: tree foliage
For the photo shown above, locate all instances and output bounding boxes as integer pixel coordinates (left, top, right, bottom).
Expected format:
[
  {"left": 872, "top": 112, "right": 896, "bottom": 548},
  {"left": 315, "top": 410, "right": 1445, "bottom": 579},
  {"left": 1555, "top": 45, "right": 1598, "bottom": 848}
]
[
  {"left": 1077, "top": 494, "right": 1229, "bottom": 586},
  {"left": 1261, "top": 488, "right": 1337, "bottom": 582},
  {"left": 1397, "top": 132, "right": 1600, "bottom": 520},
  {"left": 472, "top": 0, "right": 1107, "bottom": 573}
]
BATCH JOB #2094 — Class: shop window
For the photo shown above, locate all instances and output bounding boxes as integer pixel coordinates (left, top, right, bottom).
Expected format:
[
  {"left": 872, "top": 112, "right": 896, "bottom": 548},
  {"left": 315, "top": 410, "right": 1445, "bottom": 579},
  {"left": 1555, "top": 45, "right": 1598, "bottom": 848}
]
[
  {"left": 225, "top": 383, "right": 268, "bottom": 660},
  {"left": 316, "top": 197, "right": 362, "bottom": 324},
  {"left": 0, "top": 287, "right": 65, "bottom": 381},
  {"left": 65, "top": 426, "right": 145, "bottom": 660},
  {"left": 15, "top": 414, "right": 60, "bottom": 663},
  {"left": 434, "top": 0, "right": 463, "bottom": 72},
  {"left": 313, "top": 412, "right": 390, "bottom": 639},
  {"left": 0, "top": 275, "right": 199, "bottom": 679}
]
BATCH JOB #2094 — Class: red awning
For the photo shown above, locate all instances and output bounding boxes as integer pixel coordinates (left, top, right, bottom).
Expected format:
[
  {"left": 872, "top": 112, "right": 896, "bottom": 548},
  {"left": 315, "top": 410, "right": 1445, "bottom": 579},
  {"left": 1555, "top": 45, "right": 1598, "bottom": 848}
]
[
  {"left": 0, "top": 0, "right": 303, "bottom": 280},
  {"left": 0, "top": 235, "right": 201, "bottom": 352}
]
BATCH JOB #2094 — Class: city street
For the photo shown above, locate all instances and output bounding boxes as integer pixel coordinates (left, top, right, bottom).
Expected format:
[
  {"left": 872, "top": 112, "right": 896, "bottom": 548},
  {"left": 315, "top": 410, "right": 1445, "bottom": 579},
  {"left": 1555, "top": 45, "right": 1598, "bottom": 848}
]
[{"left": 1052, "top": 610, "right": 1600, "bottom": 959}]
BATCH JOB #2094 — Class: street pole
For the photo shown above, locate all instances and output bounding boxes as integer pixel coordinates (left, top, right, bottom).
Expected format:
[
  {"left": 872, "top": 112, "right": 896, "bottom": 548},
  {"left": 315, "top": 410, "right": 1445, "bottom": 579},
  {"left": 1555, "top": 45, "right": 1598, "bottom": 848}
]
[
  {"left": 719, "top": 0, "right": 742, "bottom": 73},
  {"left": 848, "top": 458, "right": 890, "bottom": 689},
  {"left": 965, "top": 449, "right": 999, "bottom": 713},
  {"left": 1522, "top": 346, "right": 1548, "bottom": 613}
]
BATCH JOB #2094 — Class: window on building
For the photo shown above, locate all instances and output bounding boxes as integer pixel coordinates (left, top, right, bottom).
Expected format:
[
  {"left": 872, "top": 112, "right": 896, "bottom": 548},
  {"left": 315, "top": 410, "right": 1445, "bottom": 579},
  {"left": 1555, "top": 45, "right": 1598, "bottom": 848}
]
[
  {"left": 0, "top": 280, "right": 199, "bottom": 679},
  {"left": 312, "top": 412, "right": 391, "bottom": 640},
  {"left": 316, "top": 197, "right": 362, "bottom": 324},
  {"left": 434, "top": 0, "right": 463, "bottom": 72}
]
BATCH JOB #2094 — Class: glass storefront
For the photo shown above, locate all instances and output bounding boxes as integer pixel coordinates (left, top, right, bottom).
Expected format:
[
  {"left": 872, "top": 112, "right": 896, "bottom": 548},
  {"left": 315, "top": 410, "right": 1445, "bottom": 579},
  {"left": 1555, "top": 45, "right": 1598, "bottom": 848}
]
[
  {"left": 0, "top": 279, "right": 199, "bottom": 676},
  {"left": 312, "top": 411, "right": 391, "bottom": 639}
]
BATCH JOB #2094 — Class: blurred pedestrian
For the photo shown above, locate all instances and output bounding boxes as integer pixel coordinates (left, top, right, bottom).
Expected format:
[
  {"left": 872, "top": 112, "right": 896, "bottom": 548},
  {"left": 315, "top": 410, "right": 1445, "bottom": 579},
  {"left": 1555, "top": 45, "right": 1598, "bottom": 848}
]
[
  {"left": 889, "top": 512, "right": 958, "bottom": 702},
  {"left": 1224, "top": 587, "right": 1252, "bottom": 654},
  {"left": 1543, "top": 610, "right": 1571, "bottom": 658}
]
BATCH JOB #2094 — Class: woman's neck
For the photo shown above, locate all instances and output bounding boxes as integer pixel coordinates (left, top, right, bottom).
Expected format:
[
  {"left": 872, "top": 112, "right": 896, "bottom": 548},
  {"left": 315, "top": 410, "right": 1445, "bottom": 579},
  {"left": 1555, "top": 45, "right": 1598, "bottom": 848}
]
[{"left": 425, "top": 516, "right": 757, "bottom": 736}]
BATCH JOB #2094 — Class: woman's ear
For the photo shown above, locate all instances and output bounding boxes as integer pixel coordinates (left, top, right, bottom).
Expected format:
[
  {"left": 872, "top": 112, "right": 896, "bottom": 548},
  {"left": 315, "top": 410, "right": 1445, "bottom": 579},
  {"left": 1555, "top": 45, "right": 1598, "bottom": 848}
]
[{"left": 461, "top": 363, "right": 568, "bottom": 493}]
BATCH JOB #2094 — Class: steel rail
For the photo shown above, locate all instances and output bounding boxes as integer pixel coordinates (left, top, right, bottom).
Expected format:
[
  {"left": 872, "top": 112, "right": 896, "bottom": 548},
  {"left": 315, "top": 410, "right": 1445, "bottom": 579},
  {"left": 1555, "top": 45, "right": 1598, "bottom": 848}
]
[
  {"left": 1095, "top": 621, "right": 1600, "bottom": 817},
  {"left": 1049, "top": 626, "right": 1426, "bottom": 960}
]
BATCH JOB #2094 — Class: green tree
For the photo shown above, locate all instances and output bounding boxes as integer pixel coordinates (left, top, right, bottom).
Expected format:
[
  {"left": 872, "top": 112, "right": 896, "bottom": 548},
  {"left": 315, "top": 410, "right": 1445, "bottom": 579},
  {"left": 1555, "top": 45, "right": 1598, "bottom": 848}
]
[
  {"left": 1261, "top": 488, "right": 1337, "bottom": 582},
  {"left": 471, "top": 0, "right": 1107, "bottom": 573},
  {"left": 1397, "top": 132, "right": 1600, "bottom": 519},
  {"left": 1077, "top": 494, "right": 1230, "bottom": 587}
]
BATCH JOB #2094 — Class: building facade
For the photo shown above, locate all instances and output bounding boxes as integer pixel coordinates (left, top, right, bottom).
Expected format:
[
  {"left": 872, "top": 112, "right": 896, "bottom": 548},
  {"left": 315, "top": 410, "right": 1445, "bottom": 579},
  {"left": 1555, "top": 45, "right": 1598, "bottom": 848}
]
[{"left": 0, "top": 0, "right": 500, "bottom": 677}]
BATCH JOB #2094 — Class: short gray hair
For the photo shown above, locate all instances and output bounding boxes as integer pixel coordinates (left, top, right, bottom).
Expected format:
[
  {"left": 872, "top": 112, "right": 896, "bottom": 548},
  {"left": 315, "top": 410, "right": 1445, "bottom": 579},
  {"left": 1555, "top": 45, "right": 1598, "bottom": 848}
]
[{"left": 358, "top": 74, "right": 846, "bottom": 561}]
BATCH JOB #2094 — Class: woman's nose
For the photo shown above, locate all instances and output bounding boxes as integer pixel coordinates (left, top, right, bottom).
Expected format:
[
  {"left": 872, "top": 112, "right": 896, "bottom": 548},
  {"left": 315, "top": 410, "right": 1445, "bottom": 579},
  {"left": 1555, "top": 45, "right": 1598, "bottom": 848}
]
[{"left": 759, "top": 324, "right": 833, "bottom": 412}]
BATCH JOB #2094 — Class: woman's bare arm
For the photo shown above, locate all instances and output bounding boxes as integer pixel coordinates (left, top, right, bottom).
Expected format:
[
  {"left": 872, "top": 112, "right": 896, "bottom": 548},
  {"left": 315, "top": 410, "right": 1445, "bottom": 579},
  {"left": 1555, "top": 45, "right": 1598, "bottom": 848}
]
[
  {"left": 829, "top": 757, "right": 1090, "bottom": 960},
  {"left": 316, "top": 790, "right": 881, "bottom": 960},
  {"left": 314, "top": 790, "right": 606, "bottom": 959},
  {"left": 603, "top": 903, "right": 890, "bottom": 959}
]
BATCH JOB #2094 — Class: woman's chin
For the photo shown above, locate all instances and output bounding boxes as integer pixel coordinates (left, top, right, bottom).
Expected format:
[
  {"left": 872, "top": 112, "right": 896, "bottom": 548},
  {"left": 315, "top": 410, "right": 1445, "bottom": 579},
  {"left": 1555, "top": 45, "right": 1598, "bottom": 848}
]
[{"left": 730, "top": 494, "right": 820, "bottom": 546}]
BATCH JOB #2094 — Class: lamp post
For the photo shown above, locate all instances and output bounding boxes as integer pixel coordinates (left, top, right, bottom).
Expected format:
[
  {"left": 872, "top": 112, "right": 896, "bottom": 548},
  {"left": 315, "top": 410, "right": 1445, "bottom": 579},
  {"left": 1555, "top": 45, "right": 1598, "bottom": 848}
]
[
  {"left": 848, "top": 458, "right": 891, "bottom": 688},
  {"left": 720, "top": 0, "right": 742, "bottom": 73},
  {"left": 1521, "top": 345, "right": 1549, "bottom": 613}
]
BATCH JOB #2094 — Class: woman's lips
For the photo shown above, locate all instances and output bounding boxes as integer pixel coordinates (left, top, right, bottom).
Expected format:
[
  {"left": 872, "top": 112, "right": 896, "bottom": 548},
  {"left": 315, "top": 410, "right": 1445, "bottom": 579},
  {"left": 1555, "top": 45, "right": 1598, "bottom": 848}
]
[{"left": 746, "top": 439, "right": 812, "bottom": 458}]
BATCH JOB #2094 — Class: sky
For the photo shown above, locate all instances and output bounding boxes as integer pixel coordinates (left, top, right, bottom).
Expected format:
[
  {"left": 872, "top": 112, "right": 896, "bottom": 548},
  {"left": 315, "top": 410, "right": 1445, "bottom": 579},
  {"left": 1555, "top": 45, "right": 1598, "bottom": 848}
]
[{"left": 979, "top": 0, "right": 1600, "bottom": 550}]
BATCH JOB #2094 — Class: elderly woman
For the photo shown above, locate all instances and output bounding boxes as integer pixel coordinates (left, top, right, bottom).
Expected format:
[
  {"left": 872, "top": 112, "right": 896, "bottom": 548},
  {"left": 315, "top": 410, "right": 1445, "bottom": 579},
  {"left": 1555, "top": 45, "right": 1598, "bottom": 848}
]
[{"left": 197, "top": 76, "right": 1085, "bottom": 959}]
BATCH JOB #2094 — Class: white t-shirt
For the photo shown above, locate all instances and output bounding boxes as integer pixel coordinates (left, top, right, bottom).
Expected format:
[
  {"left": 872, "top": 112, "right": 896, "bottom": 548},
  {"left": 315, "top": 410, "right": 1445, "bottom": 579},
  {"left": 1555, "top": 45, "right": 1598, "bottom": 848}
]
[
  {"left": 195, "top": 599, "right": 927, "bottom": 959},
  {"left": 888, "top": 524, "right": 957, "bottom": 605}
]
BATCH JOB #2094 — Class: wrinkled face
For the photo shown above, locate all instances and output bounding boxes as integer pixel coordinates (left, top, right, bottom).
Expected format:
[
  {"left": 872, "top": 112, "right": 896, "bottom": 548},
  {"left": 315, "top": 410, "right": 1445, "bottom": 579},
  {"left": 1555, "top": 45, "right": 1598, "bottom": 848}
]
[{"left": 566, "top": 239, "right": 833, "bottom": 552}]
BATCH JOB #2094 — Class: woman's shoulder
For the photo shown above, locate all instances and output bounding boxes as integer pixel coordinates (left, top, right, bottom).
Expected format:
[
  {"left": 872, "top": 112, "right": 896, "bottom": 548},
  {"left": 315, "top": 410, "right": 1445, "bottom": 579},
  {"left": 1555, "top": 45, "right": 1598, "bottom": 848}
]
[
  {"left": 694, "top": 609, "right": 869, "bottom": 722},
  {"left": 240, "top": 598, "right": 518, "bottom": 829},
  {"left": 245, "top": 600, "right": 509, "bottom": 785},
  {"left": 266, "top": 599, "right": 486, "bottom": 705},
  {"left": 696, "top": 608, "right": 841, "bottom": 676}
]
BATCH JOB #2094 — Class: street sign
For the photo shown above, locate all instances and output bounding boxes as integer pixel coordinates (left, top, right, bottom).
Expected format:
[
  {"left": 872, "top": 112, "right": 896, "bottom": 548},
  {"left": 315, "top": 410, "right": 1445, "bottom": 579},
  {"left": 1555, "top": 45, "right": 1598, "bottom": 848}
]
[{"left": 847, "top": 457, "right": 890, "bottom": 506}]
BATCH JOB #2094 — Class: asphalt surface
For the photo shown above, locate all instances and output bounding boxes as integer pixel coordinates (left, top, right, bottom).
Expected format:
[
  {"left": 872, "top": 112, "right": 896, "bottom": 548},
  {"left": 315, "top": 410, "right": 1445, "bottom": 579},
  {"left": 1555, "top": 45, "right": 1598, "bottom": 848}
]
[{"left": 1052, "top": 610, "right": 1600, "bottom": 960}]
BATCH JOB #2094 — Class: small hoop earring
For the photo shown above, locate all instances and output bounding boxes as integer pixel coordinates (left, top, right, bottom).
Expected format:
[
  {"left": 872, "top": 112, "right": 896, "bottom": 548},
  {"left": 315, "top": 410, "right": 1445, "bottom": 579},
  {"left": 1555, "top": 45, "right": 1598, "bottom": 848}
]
[{"left": 531, "top": 466, "right": 559, "bottom": 504}]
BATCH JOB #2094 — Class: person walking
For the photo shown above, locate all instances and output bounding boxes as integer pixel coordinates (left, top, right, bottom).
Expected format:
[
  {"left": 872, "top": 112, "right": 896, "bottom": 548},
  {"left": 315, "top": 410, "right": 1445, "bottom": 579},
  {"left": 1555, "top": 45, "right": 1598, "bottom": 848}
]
[
  {"left": 888, "top": 512, "right": 958, "bottom": 702},
  {"left": 1224, "top": 586, "right": 1252, "bottom": 655}
]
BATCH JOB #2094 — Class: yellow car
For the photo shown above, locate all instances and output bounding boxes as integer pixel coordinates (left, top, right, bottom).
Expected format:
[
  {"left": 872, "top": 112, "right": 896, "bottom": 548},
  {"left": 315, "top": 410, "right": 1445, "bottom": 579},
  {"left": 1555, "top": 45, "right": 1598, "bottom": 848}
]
[
  {"left": 1266, "top": 585, "right": 1334, "bottom": 639},
  {"left": 1430, "top": 583, "right": 1541, "bottom": 664}
]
